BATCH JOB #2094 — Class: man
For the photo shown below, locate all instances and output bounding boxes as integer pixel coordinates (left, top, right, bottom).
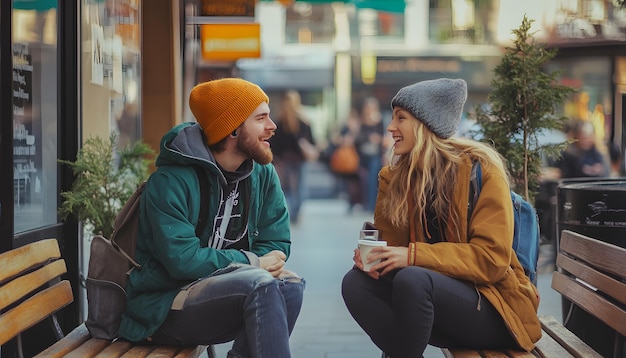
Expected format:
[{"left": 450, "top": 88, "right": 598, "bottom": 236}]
[
  {"left": 118, "top": 78, "right": 305, "bottom": 358},
  {"left": 556, "top": 120, "right": 609, "bottom": 179}
]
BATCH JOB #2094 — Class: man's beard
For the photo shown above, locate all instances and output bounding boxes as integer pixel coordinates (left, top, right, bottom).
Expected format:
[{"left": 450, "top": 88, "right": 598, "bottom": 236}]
[{"left": 236, "top": 129, "right": 273, "bottom": 164}]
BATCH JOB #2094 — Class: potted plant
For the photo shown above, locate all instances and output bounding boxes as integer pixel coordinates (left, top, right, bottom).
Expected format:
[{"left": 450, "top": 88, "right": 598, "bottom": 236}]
[
  {"left": 471, "top": 15, "right": 575, "bottom": 203},
  {"left": 58, "top": 133, "right": 155, "bottom": 238}
]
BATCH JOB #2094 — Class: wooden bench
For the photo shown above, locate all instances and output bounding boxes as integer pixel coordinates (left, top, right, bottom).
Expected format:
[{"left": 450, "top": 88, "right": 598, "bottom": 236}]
[
  {"left": 443, "top": 229, "right": 626, "bottom": 358},
  {"left": 0, "top": 238, "right": 215, "bottom": 357}
]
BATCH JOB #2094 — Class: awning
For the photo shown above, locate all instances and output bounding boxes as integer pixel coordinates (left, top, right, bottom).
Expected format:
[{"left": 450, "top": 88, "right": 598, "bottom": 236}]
[
  {"left": 262, "top": 0, "right": 406, "bottom": 13},
  {"left": 13, "top": 0, "right": 57, "bottom": 11},
  {"left": 352, "top": 0, "right": 405, "bottom": 13}
]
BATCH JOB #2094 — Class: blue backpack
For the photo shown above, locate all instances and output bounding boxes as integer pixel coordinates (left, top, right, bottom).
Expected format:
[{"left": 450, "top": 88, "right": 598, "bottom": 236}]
[{"left": 468, "top": 161, "right": 540, "bottom": 285}]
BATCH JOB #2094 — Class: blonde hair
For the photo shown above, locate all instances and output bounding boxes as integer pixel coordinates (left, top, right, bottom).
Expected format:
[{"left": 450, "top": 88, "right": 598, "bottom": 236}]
[{"left": 380, "top": 120, "right": 509, "bottom": 241}]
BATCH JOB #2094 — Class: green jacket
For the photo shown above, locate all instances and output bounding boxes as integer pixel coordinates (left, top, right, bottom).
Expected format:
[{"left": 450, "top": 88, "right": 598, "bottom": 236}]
[
  {"left": 374, "top": 157, "right": 541, "bottom": 352},
  {"left": 118, "top": 122, "right": 291, "bottom": 341}
]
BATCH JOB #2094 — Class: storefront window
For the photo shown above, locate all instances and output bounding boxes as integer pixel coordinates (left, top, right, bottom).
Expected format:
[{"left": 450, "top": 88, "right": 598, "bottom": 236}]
[
  {"left": 81, "top": 0, "right": 141, "bottom": 149},
  {"left": 12, "top": 2, "right": 58, "bottom": 233},
  {"left": 429, "top": 0, "right": 497, "bottom": 44},
  {"left": 546, "top": 57, "right": 612, "bottom": 146},
  {"left": 355, "top": 8, "right": 404, "bottom": 38},
  {"left": 285, "top": 2, "right": 336, "bottom": 44}
]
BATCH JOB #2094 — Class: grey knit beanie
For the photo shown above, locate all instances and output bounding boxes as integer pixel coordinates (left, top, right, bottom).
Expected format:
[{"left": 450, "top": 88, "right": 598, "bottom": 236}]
[{"left": 391, "top": 78, "right": 467, "bottom": 139}]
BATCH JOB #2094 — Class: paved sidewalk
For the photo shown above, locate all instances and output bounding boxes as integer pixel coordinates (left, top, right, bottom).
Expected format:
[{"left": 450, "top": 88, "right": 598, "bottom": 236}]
[{"left": 209, "top": 199, "right": 562, "bottom": 358}]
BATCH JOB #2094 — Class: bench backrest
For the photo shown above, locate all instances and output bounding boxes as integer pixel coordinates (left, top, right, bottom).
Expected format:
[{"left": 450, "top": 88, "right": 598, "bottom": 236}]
[
  {"left": 553, "top": 230, "right": 626, "bottom": 337},
  {"left": 0, "top": 239, "right": 74, "bottom": 345}
]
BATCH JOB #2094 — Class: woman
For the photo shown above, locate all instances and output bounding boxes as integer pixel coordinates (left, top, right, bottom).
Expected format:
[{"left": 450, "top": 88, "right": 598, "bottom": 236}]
[
  {"left": 331, "top": 109, "right": 363, "bottom": 213},
  {"left": 341, "top": 78, "right": 541, "bottom": 357}
]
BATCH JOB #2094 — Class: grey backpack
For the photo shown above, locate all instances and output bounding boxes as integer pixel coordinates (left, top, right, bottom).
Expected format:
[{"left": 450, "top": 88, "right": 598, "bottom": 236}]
[{"left": 85, "top": 167, "right": 209, "bottom": 340}]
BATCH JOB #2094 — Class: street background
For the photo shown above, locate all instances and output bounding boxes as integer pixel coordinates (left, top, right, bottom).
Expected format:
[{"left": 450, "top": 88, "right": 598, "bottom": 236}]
[{"left": 210, "top": 164, "right": 561, "bottom": 358}]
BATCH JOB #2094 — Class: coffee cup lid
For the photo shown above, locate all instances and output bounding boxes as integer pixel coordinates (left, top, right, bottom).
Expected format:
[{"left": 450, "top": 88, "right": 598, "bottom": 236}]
[{"left": 358, "top": 240, "right": 387, "bottom": 246}]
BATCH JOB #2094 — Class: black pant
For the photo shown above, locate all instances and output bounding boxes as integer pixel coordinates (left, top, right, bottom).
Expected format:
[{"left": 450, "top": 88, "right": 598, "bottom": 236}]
[{"left": 341, "top": 266, "right": 516, "bottom": 358}]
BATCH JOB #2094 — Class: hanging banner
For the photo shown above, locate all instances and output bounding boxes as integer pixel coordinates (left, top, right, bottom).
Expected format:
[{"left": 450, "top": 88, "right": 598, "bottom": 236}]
[
  {"left": 200, "top": 23, "right": 261, "bottom": 61},
  {"left": 200, "top": 0, "right": 255, "bottom": 17}
]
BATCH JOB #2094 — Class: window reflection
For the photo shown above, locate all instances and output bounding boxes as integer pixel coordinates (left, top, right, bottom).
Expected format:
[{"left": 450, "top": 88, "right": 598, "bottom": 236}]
[
  {"left": 429, "top": 0, "right": 496, "bottom": 44},
  {"left": 81, "top": 0, "right": 141, "bottom": 149},
  {"left": 356, "top": 8, "right": 404, "bottom": 38},
  {"left": 12, "top": 3, "right": 58, "bottom": 233},
  {"left": 545, "top": 57, "right": 612, "bottom": 150},
  {"left": 286, "top": 3, "right": 336, "bottom": 44}
]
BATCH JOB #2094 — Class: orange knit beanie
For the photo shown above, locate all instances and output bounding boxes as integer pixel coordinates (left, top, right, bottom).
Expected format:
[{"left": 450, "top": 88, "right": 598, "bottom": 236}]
[{"left": 189, "top": 78, "right": 269, "bottom": 145}]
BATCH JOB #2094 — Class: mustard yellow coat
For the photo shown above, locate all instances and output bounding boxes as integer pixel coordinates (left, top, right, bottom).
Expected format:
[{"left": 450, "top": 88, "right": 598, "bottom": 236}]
[{"left": 373, "top": 158, "right": 541, "bottom": 352}]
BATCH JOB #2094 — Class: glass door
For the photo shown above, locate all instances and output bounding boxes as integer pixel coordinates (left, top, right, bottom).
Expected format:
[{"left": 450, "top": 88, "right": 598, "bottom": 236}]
[{"left": 12, "top": 1, "right": 59, "bottom": 233}]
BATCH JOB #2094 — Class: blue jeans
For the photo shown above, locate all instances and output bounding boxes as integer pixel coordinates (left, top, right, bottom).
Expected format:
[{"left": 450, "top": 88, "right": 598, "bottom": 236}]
[
  {"left": 151, "top": 264, "right": 305, "bottom": 358},
  {"left": 359, "top": 153, "right": 381, "bottom": 212},
  {"left": 274, "top": 158, "right": 305, "bottom": 222},
  {"left": 342, "top": 266, "right": 515, "bottom": 357}
]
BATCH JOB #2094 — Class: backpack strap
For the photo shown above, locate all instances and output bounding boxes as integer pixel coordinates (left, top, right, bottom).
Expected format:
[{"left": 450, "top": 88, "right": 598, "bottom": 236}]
[
  {"left": 193, "top": 166, "right": 210, "bottom": 238},
  {"left": 467, "top": 161, "right": 482, "bottom": 236}
]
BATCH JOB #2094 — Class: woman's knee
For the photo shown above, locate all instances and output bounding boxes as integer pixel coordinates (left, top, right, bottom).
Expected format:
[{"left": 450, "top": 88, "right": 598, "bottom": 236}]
[
  {"left": 393, "top": 266, "right": 434, "bottom": 296},
  {"left": 341, "top": 268, "right": 357, "bottom": 292},
  {"left": 341, "top": 268, "right": 368, "bottom": 300}
]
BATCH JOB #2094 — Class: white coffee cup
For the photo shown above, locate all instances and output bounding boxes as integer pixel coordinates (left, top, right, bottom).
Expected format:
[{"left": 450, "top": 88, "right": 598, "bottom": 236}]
[{"left": 358, "top": 239, "right": 387, "bottom": 272}]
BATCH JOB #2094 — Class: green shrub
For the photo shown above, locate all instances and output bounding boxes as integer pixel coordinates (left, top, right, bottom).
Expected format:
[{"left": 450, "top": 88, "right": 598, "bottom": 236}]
[{"left": 58, "top": 134, "right": 154, "bottom": 238}]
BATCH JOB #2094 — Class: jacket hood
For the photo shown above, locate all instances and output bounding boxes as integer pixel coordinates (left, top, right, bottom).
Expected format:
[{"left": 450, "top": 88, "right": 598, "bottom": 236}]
[{"left": 156, "top": 122, "right": 254, "bottom": 182}]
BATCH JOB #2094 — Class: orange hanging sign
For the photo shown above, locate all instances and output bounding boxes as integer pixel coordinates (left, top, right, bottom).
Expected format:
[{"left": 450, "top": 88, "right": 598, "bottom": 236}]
[
  {"left": 200, "top": 23, "right": 261, "bottom": 61},
  {"left": 200, "top": 0, "right": 255, "bottom": 17}
]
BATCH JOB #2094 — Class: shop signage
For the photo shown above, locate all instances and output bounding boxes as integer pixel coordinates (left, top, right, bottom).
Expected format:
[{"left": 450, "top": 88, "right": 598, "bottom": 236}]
[
  {"left": 200, "top": 0, "right": 255, "bottom": 17},
  {"left": 12, "top": 43, "right": 39, "bottom": 208},
  {"left": 377, "top": 57, "right": 462, "bottom": 73},
  {"left": 352, "top": 56, "right": 499, "bottom": 90},
  {"left": 200, "top": 23, "right": 261, "bottom": 61}
]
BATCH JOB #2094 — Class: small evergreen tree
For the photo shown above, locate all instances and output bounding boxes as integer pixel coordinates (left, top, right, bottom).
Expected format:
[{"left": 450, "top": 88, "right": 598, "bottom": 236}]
[
  {"left": 472, "top": 15, "right": 574, "bottom": 202},
  {"left": 58, "top": 134, "right": 154, "bottom": 238}
]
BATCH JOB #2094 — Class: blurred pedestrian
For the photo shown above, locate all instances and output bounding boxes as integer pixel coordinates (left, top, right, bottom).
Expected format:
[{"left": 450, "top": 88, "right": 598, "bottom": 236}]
[
  {"left": 554, "top": 120, "right": 610, "bottom": 179},
  {"left": 342, "top": 78, "right": 540, "bottom": 356},
  {"left": 354, "top": 96, "right": 385, "bottom": 213},
  {"left": 330, "top": 109, "right": 362, "bottom": 213},
  {"left": 608, "top": 142, "right": 623, "bottom": 177},
  {"left": 270, "top": 90, "right": 318, "bottom": 224}
]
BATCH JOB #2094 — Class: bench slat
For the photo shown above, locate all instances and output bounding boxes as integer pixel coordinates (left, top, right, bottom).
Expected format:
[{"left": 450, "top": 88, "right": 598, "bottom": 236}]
[
  {"left": 63, "top": 338, "right": 112, "bottom": 358},
  {"left": 556, "top": 249, "right": 626, "bottom": 307},
  {"left": 94, "top": 340, "right": 133, "bottom": 357},
  {"left": 35, "top": 323, "right": 91, "bottom": 357},
  {"left": 501, "top": 350, "right": 536, "bottom": 357},
  {"left": 120, "top": 345, "right": 154, "bottom": 357},
  {"left": 483, "top": 351, "right": 522, "bottom": 357},
  {"left": 551, "top": 271, "right": 626, "bottom": 337},
  {"left": 537, "top": 315, "right": 601, "bottom": 358},
  {"left": 533, "top": 328, "right": 573, "bottom": 358},
  {"left": 0, "top": 239, "right": 61, "bottom": 283},
  {"left": 148, "top": 345, "right": 186, "bottom": 357},
  {"left": 0, "top": 280, "right": 73, "bottom": 345},
  {"left": 560, "top": 230, "right": 626, "bottom": 278},
  {"left": 0, "top": 259, "right": 67, "bottom": 311},
  {"left": 174, "top": 345, "right": 209, "bottom": 358},
  {"left": 442, "top": 349, "right": 482, "bottom": 357},
  {"left": 442, "top": 348, "right": 534, "bottom": 357}
]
